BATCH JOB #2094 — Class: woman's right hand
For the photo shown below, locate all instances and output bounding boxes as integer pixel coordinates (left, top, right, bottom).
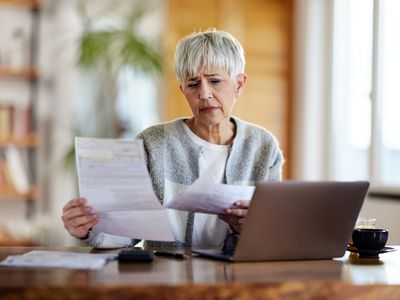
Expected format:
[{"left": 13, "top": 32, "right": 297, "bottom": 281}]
[{"left": 61, "top": 198, "right": 99, "bottom": 239}]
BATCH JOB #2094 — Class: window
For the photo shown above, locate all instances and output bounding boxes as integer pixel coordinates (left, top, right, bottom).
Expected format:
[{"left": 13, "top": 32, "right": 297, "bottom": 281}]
[
  {"left": 331, "top": 0, "right": 400, "bottom": 189},
  {"left": 377, "top": 0, "right": 400, "bottom": 185}
]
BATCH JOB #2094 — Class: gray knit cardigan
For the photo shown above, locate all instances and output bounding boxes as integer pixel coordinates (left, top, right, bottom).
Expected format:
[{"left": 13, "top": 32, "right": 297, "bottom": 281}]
[{"left": 87, "top": 117, "right": 283, "bottom": 248}]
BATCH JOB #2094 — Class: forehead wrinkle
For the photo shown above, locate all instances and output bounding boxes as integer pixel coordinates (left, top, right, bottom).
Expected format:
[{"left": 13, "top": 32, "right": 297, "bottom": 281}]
[
  {"left": 186, "top": 72, "right": 222, "bottom": 83},
  {"left": 204, "top": 73, "right": 219, "bottom": 77}
]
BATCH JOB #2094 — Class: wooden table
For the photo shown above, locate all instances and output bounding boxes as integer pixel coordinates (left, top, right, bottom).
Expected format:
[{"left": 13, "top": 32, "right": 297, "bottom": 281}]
[{"left": 1, "top": 246, "right": 400, "bottom": 299}]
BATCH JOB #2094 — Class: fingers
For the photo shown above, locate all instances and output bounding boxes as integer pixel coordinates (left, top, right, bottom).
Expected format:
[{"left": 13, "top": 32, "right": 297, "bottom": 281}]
[
  {"left": 224, "top": 207, "right": 248, "bottom": 218},
  {"left": 66, "top": 218, "right": 99, "bottom": 239},
  {"left": 219, "top": 209, "right": 247, "bottom": 233},
  {"left": 223, "top": 200, "right": 250, "bottom": 216},
  {"left": 219, "top": 214, "right": 245, "bottom": 234},
  {"left": 63, "top": 212, "right": 97, "bottom": 228},
  {"left": 229, "top": 200, "right": 251, "bottom": 211},
  {"left": 234, "top": 200, "right": 251, "bottom": 208},
  {"left": 64, "top": 214, "right": 99, "bottom": 238},
  {"left": 62, "top": 197, "right": 99, "bottom": 239},
  {"left": 62, "top": 205, "right": 92, "bottom": 222},
  {"left": 219, "top": 214, "right": 246, "bottom": 225},
  {"left": 62, "top": 197, "right": 87, "bottom": 212},
  {"left": 219, "top": 200, "right": 251, "bottom": 234}
]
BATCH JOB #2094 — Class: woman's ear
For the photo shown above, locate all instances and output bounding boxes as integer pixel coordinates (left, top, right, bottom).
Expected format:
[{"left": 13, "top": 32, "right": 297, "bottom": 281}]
[{"left": 236, "top": 74, "right": 247, "bottom": 96}]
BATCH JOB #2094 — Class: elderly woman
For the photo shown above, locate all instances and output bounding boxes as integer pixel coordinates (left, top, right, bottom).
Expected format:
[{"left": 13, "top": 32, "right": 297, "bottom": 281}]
[{"left": 62, "top": 29, "right": 283, "bottom": 248}]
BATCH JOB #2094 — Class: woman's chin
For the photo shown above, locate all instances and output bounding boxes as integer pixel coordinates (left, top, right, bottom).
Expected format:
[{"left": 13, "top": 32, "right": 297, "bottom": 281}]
[{"left": 195, "top": 113, "right": 230, "bottom": 126}]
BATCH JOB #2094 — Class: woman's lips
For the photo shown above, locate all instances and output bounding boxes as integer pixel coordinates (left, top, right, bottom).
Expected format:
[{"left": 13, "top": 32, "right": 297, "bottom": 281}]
[{"left": 200, "top": 106, "right": 218, "bottom": 113}]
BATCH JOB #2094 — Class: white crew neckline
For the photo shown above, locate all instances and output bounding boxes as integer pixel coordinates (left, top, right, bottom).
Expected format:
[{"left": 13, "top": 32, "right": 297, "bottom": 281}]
[{"left": 182, "top": 122, "right": 230, "bottom": 151}]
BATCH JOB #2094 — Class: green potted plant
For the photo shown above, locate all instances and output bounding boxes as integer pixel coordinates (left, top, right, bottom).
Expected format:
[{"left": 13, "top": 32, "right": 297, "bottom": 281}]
[{"left": 64, "top": 1, "right": 163, "bottom": 170}]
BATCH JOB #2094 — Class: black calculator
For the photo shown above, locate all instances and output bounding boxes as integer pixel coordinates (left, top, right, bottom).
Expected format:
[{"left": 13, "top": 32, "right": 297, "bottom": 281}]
[{"left": 117, "top": 248, "right": 154, "bottom": 263}]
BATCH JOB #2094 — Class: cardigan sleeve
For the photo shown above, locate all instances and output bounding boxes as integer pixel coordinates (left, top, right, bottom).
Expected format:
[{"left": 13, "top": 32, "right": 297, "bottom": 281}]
[
  {"left": 268, "top": 147, "right": 284, "bottom": 181},
  {"left": 84, "top": 227, "right": 137, "bottom": 248}
]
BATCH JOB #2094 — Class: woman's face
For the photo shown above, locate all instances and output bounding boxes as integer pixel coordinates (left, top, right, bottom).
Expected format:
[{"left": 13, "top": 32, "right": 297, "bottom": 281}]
[{"left": 180, "top": 66, "right": 246, "bottom": 127}]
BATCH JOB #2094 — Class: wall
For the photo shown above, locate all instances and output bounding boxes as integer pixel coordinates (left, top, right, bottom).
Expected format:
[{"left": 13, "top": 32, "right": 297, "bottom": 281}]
[{"left": 360, "top": 197, "right": 400, "bottom": 245}]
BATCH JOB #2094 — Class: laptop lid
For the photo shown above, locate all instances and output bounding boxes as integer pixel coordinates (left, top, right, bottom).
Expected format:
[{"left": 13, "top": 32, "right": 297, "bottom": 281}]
[{"left": 194, "top": 181, "right": 369, "bottom": 262}]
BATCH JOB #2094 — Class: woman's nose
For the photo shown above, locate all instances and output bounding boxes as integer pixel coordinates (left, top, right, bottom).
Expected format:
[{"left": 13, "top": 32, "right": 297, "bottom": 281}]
[{"left": 199, "top": 83, "right": 212, "bottom": 100}]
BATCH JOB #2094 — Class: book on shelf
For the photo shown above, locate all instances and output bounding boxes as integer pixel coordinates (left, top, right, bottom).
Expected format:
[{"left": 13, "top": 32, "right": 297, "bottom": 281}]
[
  {"left": 0, "top": 155, "right": 12, "bottom": 192},
  {"left": 0, "top": 104, "right": 32, "bottom": 140},
  {"left": 0, "top": 106, "right": 12, "bottom": 140},
  {"left": 0, "top": 146, "right": 33, "bottom": 195}
]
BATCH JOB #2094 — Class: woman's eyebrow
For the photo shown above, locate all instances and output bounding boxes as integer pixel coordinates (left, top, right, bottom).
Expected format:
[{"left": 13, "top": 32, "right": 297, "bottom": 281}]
[
  {"left": 204, "top": 73, "right": 219, "bottom": 77},
  {"left": 187, "top": 73, "right": 221, "bottom": 81}
]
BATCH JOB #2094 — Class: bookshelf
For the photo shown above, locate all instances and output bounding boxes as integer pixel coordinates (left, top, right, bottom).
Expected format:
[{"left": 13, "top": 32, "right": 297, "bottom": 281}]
[
  {"left": 0, "top": 0, "right": 40, "bottom": 245},
  {"left": 0, "top": 0, "right": 39, "bottom": 9},
  {"left": 0, "top": 66, "right": 38, "bottom": 80},
  {"left": 0, "top": 133, "right": 38, "bottom": 147}
]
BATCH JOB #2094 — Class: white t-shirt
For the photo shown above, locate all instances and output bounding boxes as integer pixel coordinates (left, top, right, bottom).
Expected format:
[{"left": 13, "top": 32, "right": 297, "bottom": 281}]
[{"left": 183, "top": 123, "right": 230, "bottom": 247}]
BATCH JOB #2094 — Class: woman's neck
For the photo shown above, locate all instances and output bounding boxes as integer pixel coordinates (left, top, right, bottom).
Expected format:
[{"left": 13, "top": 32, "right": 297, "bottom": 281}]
[{"left": 185, "top": 118, "right": 236, "bottom": 145}]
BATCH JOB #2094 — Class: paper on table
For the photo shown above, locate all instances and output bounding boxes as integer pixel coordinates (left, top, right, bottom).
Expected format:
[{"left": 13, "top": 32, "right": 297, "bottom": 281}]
[
  {"left": 0, "top": 251, "right": 117, "bottom": 270},
  {"left": 164, "top": 178, "right": 255, "bottom": 214},
  {"left": 75, "top": 137, "right": 174, "bottom": 242}
]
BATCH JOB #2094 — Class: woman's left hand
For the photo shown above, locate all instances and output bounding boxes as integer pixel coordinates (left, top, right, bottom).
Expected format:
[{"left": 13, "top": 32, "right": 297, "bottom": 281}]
[{"left": 218, "top": 200, "right": 250, "bottom": 234}]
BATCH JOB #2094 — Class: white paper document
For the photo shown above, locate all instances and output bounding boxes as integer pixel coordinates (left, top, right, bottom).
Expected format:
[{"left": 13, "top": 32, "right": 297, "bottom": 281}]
[
  {"left": 0, "top": 251, "right": 117, "bottom": 270},
  {"left": 165, "top": 178, "right": 255, "bottom": 214},
  {"left": 75, "top": 137, "right": 174, "bottom": 242}
]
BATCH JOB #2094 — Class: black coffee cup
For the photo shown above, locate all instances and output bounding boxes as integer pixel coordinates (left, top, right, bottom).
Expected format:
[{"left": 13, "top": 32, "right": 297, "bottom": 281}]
[{"left": 352, "top": 228, "right": 389, "bottom": 251}]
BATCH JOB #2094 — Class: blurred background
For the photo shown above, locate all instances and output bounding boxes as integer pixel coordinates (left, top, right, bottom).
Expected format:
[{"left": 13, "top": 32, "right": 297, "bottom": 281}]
[{"left": 0, "top": 0, "right": 399, "bottom": 246}]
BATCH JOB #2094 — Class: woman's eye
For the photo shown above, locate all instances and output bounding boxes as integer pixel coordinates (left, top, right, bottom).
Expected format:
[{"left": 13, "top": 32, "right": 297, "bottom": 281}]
[
  {"left": 187, "top": 82, "right": 199, "bottom": 88},
  {"left": 210, "top": 80, "right": 221, "bottom": 85}
]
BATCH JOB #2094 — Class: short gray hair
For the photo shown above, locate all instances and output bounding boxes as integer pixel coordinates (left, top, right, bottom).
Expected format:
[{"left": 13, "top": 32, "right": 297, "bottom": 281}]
[{"left": 174, "top": 29, "right": 245, "bottom": 84}]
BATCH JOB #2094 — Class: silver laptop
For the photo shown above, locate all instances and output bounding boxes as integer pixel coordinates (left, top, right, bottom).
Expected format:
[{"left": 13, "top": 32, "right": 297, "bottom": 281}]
[{"left": 192, "top": 181, "right": 369, "bottom": 262}]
